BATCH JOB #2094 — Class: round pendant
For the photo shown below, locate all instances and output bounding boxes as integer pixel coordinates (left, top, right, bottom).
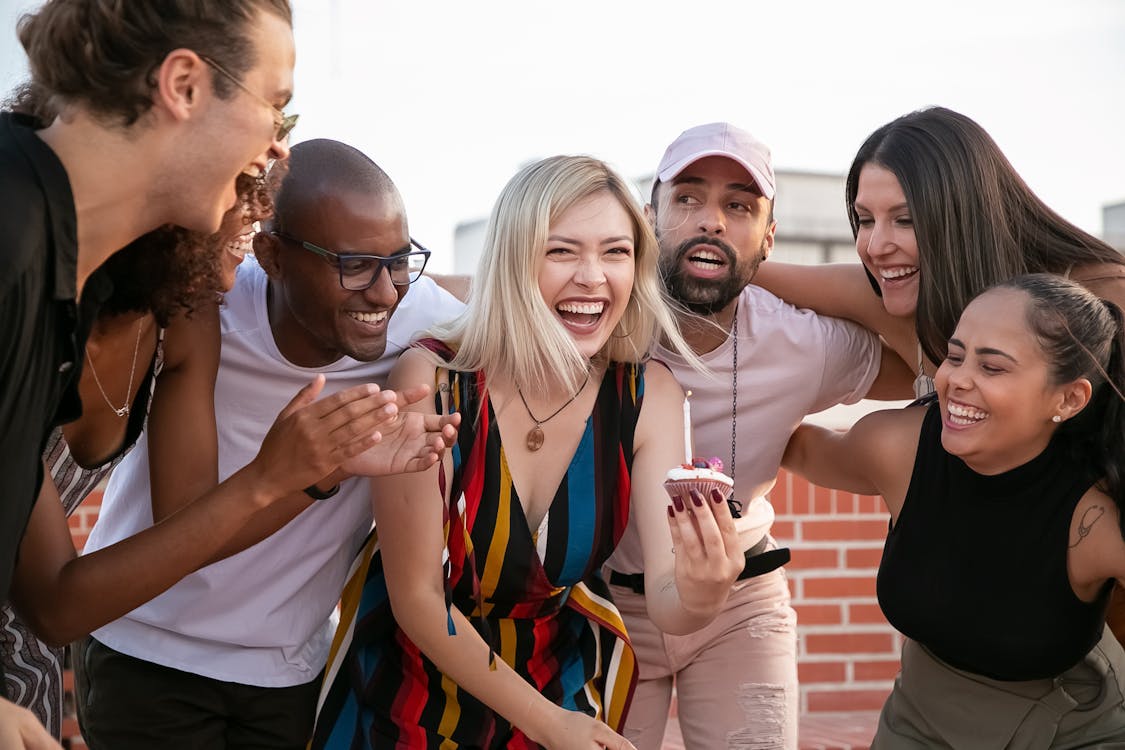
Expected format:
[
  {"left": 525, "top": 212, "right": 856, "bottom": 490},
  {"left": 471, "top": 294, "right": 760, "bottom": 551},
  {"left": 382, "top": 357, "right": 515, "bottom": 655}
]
[{"left": 526, "top": 426, "right": 545, "bottom": 452}]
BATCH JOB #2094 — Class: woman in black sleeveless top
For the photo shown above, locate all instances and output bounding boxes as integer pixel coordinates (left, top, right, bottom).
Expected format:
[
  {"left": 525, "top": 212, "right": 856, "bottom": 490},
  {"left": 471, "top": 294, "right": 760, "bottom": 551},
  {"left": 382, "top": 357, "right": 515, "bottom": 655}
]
[{"left": 784, "top": 274, "right": 1125, "bottom": 749}]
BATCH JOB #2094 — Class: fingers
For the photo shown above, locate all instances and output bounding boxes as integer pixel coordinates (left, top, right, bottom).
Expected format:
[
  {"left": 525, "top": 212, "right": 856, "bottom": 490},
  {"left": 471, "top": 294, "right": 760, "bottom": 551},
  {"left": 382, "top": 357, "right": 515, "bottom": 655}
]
[
  {"left": 395, "top": 383, "right": 433, "bottom": 408},
  {"left": 0, "top": 698, "right": 63, "bottom": 750},
  {"left": 667, "top": 490, "right": 744, "bottom": 585},
  {"left": 402, "top": 452, "right": 441, "bottom": 474},
  {"left": 276, "top": 374, "right": 327, "bottom": 419},
  {"left": 325, "top": 400, "right": 399, "bottom": 447},
  {"left": 666, "top": 492, "right": 704, "bottom": 560},
  {"left": 421, "top": 412, "right": 461, "bottom": 448},
  {"left": 688, "top": 490, "right": 742, "bottom": 559},
  {"left": 591, "top": 722, "right": 636, "bottom": 750},
  {"left": 336, "top": 432, "right": 381, "bottom": 460}
]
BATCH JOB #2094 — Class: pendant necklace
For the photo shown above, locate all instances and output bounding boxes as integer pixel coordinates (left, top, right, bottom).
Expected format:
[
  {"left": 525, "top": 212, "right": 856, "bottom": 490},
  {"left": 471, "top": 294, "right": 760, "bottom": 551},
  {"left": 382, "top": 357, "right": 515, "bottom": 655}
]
[
  {"left": 516, "top": 369, "right": 591, "bottom": 452},
  {"left": 87, "top": 318, "right": 145, "bottom": 418},
  {"left": 913, "top": 342, "right": 935, "bottom": 399}
]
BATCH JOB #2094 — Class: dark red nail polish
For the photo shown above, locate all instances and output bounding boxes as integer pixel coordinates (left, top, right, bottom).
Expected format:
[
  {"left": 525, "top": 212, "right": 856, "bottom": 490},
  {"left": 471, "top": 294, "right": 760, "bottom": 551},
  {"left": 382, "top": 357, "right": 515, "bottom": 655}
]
[
  {"left": 667, "top": 505, "right": 675, "bottom": 518},
  {"left": 691, "top": 491, "right": 704, "bottom": 507},
  {"left": 673, "top": 495, "right": 685, "bottom": 513},
  {"left": 712, "top": 489, "right": 725, "bottom": 504}
]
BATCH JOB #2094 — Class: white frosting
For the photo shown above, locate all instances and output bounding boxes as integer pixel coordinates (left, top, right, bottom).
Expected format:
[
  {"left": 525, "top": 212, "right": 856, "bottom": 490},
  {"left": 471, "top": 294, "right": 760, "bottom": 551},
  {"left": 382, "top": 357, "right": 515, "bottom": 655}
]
[{"left": 664, "top": 467, "right": 734, "bottom": 486}]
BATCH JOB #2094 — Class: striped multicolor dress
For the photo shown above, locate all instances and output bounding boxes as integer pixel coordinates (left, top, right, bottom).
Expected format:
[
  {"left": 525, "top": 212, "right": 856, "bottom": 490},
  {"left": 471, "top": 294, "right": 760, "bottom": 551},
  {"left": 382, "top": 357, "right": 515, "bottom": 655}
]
[{"left": 312, "top": 351, "right": 644, "bottom": 749}]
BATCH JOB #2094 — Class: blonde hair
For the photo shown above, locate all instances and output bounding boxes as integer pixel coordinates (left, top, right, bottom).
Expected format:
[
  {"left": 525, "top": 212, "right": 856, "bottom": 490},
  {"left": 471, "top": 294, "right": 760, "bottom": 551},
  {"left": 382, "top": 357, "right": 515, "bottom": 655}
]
[{"left": 432, "top": 155, "right": 699, "bottom": 394}]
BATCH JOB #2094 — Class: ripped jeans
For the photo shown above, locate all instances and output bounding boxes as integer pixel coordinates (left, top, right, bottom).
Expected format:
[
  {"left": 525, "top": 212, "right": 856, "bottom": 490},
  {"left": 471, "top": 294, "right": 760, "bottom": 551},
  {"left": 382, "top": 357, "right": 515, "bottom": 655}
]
[{"left": 612, "top": 552, "right": 798, "bottom": 750}]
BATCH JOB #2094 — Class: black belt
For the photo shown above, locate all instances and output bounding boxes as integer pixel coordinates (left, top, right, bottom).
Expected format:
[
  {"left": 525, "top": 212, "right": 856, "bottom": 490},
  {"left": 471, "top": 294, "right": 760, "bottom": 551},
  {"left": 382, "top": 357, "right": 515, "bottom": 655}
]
[{"left": 607, "top": 537, "right": 791, "bottom": 595}]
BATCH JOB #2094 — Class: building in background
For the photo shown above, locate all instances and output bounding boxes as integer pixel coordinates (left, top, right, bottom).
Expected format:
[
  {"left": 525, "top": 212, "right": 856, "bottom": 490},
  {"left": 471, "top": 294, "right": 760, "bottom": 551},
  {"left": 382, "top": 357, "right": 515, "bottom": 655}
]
[
  {"left": 454, "top": 169, "right": 854, "bottom": 273},
  {"left": 1105, "top": 200, "right": 1125, "bottom": 251}
]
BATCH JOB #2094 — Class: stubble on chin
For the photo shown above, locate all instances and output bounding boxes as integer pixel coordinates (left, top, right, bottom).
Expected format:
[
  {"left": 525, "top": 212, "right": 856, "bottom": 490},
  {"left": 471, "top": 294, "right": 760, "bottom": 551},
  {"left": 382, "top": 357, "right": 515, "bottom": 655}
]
[{"left": 658, "top": 236, "right": 753, "bottom": 316}]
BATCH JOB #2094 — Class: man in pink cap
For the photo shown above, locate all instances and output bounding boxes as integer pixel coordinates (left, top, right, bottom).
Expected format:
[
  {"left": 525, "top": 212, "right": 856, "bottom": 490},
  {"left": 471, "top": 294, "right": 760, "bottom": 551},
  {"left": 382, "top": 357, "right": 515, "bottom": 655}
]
[{"left": 605, "top": 123, "right": 912, "bottom": 748}]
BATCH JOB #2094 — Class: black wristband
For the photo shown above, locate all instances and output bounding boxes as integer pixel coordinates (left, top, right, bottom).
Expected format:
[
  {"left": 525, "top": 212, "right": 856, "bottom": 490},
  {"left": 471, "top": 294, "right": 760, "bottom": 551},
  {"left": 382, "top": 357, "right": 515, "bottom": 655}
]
[{"left": 303, "top": 482, "right": 340, "bottom": 500}]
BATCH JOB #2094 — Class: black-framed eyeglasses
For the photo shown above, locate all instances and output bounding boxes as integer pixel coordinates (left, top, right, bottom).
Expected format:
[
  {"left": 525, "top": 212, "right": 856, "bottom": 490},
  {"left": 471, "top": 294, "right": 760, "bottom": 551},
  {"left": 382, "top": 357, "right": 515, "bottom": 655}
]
[
  {"left": 199, "top": 54, "right": 298, "bottom": 142},
  {"left": 272, "top": 232, "right": 431, "bottom": 289}
]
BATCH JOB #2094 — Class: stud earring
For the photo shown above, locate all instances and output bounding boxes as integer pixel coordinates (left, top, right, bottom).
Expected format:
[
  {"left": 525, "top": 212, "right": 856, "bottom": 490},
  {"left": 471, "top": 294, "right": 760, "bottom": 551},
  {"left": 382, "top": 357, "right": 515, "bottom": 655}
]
[{"left": 1052, "top": 415, "right": 1062, "bottom": 423}]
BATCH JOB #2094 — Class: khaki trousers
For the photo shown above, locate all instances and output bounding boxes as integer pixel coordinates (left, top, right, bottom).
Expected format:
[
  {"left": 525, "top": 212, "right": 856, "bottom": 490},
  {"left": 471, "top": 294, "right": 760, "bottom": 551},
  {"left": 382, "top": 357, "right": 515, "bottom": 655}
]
[
  {"left": 874, "top": 629, "right": 1125, "bottom": 749},
  {"left": 613, "top": 562, "right": 798, "bottom": 750}
]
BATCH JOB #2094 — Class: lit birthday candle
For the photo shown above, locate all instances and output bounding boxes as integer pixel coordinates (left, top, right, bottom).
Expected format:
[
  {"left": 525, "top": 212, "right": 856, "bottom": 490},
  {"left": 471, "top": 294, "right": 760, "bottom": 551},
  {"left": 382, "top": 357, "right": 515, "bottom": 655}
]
[{"left": 682, "top": 390, "right": 693, "bottom": 464}]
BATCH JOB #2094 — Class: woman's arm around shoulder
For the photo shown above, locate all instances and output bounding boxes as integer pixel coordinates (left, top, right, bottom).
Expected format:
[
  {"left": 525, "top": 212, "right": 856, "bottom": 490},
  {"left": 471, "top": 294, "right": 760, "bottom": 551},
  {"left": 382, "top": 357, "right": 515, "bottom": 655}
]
[
  {"left": 782, "top": 405, "right": 927, "bottom": 521},
  {"left": 753, "top": 262, "right": 895, "bottom": 330}
]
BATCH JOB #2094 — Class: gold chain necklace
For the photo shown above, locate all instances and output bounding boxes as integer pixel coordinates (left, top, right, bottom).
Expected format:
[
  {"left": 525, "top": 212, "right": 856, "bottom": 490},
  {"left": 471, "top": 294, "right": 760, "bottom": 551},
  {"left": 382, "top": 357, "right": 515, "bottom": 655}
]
[
  {"left": 516, "top": 369, "right": 591, "bottom": 452},
  {"left": 86, "top": 318, "right": 145, "bottom": 418}
]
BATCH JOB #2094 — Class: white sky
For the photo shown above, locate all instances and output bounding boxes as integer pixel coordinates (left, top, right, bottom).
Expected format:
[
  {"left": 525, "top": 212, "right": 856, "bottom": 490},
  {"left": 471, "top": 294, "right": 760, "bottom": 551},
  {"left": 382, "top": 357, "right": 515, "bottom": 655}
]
[{"left": 3, "top": 0, "right": 1123, "bottom": 273}]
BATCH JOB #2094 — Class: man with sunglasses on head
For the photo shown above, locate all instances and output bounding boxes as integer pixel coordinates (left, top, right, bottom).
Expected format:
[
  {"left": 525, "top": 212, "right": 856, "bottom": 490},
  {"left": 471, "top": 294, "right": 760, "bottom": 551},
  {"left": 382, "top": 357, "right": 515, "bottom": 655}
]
[{"left": 75, "top": 139, "right": 466, "bottom": 750}]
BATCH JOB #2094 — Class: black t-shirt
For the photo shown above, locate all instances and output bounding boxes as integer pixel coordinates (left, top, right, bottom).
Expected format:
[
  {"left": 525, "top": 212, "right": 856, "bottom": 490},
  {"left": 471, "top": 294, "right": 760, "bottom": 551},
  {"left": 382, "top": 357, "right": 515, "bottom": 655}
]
[
  {"left": 877, "top": 402, "right": 1109, "bottom": 680},
  {"left": 0, "top": 112, "right": 110, "bottom": 678}
]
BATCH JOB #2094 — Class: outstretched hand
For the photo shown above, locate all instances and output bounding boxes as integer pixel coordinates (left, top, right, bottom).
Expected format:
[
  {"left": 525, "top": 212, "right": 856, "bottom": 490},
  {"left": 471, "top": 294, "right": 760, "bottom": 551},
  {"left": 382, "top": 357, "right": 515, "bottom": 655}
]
[
  {"left": 250, "top": 375, "right": 402, "bottom": 499},
  {"left": 666, "top": 488, "right": 745, "bottom": 615},
  {"left": 0, "top": 698, "right": 62, "bottom": 749},
  {"left": 342, "top": 383, "right": 461, "bottom": 477}
]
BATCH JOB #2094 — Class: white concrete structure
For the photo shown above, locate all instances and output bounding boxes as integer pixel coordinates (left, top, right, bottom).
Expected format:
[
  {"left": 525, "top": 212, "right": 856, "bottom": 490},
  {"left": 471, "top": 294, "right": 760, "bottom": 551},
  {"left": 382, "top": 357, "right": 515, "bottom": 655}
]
[{"left": 1105, "top": 200, "right": 1125, "bottom": 251}]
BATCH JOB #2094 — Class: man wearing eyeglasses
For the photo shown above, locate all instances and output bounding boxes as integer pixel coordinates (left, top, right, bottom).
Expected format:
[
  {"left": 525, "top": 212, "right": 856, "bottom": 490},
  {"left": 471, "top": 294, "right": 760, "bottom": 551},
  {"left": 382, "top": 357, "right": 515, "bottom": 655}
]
[
  {"left": 0, "top": 1, "right": 303, "bottom": 744},
  {"left": 75, "top": 139, "right": 465, "bottom": 750}
]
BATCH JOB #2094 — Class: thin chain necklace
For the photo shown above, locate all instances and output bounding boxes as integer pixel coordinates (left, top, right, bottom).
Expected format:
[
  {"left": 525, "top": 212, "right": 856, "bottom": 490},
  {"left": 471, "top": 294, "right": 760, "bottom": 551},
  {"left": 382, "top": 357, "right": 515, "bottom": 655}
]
[
  {"left": 729, "top": 306, "right": 738, "bottom": 488},
  {"left": 517, "top": 369, "right": 591, "bottom": 452},
  {"left": 87, "top": 318, "right": 145, "bottom": 418}
]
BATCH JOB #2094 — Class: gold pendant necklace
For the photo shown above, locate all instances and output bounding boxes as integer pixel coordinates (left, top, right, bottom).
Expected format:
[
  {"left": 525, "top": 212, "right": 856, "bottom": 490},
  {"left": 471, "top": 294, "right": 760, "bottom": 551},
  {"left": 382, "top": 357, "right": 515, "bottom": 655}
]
[
  {"left": 86, "top": 318, "right": 145, "bottom": 418},
  {"left": 516, "top": 369, "right": 591, "bottom": 452}
]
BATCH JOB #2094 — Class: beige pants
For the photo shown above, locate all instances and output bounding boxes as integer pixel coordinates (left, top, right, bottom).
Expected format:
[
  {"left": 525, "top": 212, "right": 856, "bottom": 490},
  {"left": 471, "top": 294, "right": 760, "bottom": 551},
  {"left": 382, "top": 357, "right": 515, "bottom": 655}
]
[
  {"left": 875, "top": 630, "right": 1125, "bottom": 749},
  {"left": 612, "top": 562, "right": 798, "bottom": 750}
]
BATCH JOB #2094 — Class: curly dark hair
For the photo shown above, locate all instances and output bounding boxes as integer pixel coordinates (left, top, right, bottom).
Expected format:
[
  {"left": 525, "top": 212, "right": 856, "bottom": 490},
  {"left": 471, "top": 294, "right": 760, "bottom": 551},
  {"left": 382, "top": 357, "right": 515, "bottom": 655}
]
[{"left": 97, "top": 171, "right": 275, "bottom": 326}]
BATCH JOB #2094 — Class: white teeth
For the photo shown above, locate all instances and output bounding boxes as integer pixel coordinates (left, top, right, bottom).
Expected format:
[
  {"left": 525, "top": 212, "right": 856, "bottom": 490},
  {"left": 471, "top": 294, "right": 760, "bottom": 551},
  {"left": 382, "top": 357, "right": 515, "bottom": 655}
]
[
  {"left": 690, "top": 249, "right": 724, "bottom": 263},
  {"left": 225, "top": 234, "right": 253, "bottom": 259},
  {"left": 880, "top": 266, "right": 918, "bottom": 279},
  {"left": 948, "top": 402, "right": 989, "bottom": 424},
  {"left": 557, "top": 301, "right": 605, "bottom": 315},
  {"left": 347, "top": 311, "right": 388, "bottom": 324}
]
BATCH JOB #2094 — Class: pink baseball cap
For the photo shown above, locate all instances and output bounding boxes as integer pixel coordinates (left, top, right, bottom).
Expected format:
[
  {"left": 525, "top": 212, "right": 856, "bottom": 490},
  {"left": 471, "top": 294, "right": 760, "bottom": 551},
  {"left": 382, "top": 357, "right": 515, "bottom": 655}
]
[{"left": 655, "top": 122, "right": 775, "bottom": 200}]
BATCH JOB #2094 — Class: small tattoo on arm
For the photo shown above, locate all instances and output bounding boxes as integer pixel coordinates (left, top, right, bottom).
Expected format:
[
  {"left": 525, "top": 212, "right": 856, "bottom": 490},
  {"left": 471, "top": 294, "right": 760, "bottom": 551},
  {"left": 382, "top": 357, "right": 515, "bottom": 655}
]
[{"left": 1070, "top": 505, "right": 1106, "bottom": 548}]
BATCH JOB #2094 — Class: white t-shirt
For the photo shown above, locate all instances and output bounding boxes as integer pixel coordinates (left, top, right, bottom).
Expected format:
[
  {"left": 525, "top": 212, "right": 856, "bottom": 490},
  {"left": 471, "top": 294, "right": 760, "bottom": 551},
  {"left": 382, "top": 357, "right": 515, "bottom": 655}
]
[
  {"left": 606, "top": 284, "right": 880, "bottom": 574},
  {"left": 85, "top": 258, "right": 465, "bottom": 687}
]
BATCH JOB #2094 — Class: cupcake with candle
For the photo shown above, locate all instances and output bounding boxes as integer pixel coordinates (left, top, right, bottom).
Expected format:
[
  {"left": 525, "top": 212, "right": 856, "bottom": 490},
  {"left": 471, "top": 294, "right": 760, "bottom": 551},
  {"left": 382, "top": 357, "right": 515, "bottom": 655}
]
[
  {"left": 664, "top": 456, "right": 735, "bottom": 502},
  {"left": 666, "top": 391, "right": 735, "bottom": 501}
]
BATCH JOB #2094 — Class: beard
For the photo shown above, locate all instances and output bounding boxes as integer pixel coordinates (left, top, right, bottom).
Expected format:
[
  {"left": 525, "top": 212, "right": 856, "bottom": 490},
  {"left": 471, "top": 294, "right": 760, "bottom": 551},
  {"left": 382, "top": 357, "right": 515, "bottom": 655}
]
[{"left": 658, "top": 234, "right": 766, "bottom": 315}]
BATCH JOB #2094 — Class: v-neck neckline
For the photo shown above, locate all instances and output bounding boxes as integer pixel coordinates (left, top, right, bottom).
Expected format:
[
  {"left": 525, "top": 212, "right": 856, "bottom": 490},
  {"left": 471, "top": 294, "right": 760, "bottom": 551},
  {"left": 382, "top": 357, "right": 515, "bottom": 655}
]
[{"left": 483, "top": 385, "right": 598, "bottom": 565}]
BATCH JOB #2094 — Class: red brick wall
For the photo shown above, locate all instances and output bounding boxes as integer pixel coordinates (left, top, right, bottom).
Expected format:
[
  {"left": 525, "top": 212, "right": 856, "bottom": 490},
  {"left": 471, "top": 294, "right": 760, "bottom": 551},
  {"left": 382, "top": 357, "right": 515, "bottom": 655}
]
[
  {"left": 773, "top": 470, "right": 899, "bottom": 714},
  {"left": 60, "top": 471, "right": 896, "bottom": 745}
]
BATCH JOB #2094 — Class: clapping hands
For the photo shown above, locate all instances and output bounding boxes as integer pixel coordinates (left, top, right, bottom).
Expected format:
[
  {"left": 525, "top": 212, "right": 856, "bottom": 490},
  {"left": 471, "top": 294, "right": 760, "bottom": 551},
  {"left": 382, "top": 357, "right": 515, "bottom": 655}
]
[{"left": 342, "top": 383, "right": 460, "bottom": 477}]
